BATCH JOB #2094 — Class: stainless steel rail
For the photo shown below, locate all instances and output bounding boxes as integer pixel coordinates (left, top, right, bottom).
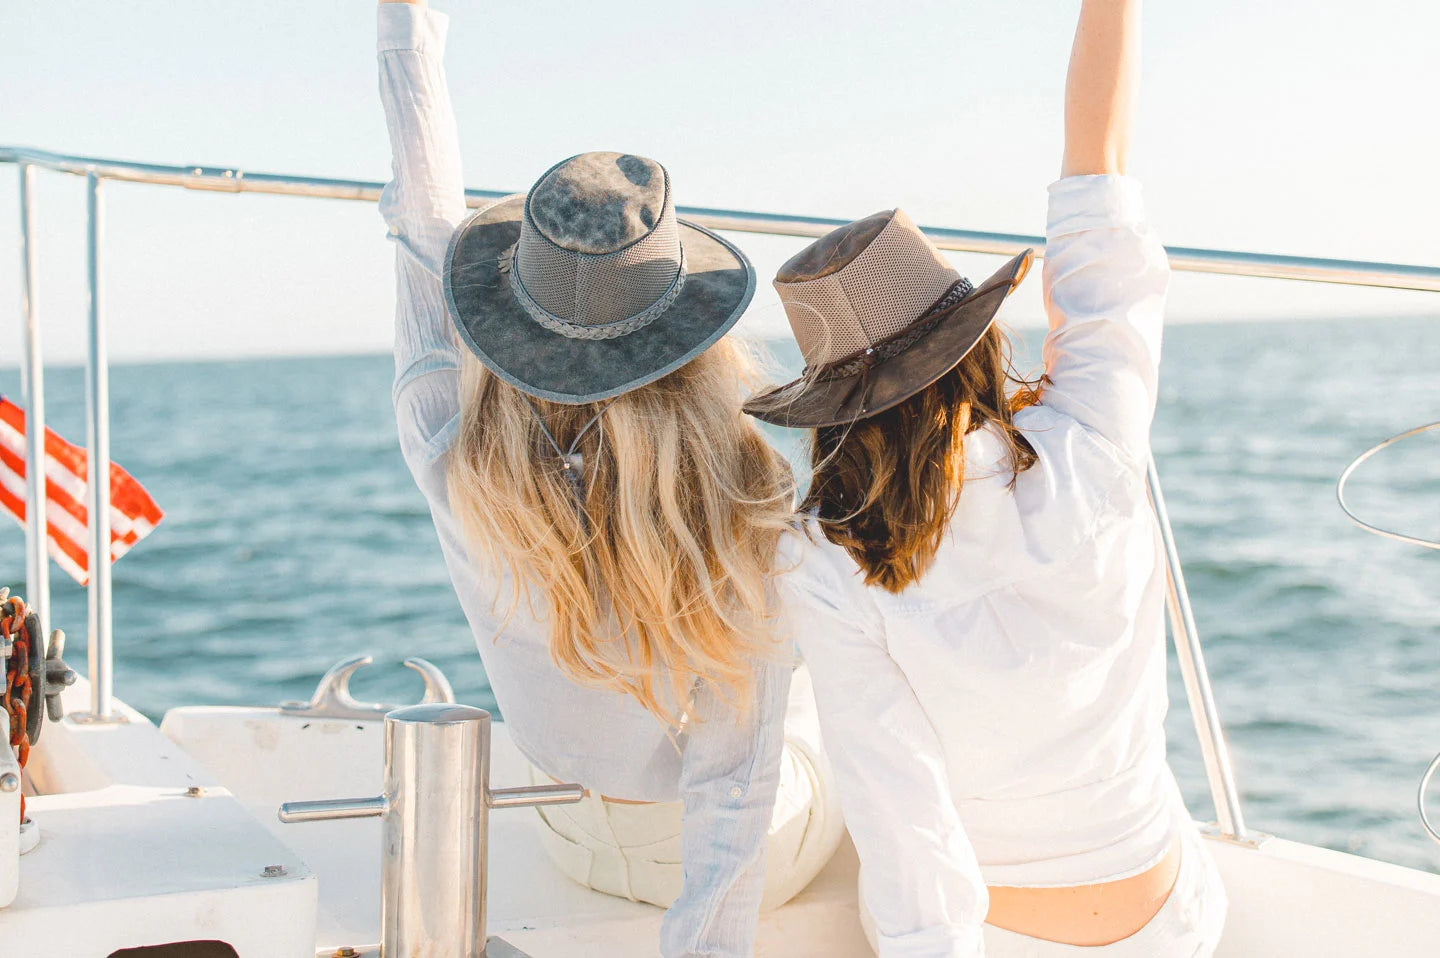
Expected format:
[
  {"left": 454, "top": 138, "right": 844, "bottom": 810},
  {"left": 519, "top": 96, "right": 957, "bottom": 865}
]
[
  {"left": 17, "top": 165, "right": 49, "bottom": 640},
  {"left": 1147, "top": 461, "right": 1248, "bottom": 839},
  {"left": 5, "top": 144, "right": 1440, "bottom": 292},
  {"left": 81, "top": 172, "right": 115, "bottom": 722},
  {"left": 7, "top": 143, "right": 1440, "bottom": 833}
]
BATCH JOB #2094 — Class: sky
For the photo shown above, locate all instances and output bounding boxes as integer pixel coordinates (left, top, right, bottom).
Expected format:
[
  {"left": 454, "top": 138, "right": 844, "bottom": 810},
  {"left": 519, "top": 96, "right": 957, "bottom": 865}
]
[{"left": 2, "top": 0, "right": 1438, "bottom": 365}]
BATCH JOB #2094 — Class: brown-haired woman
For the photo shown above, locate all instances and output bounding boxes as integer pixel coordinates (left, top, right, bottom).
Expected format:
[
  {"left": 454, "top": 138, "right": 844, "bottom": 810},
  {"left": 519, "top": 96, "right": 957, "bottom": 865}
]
[{"left": 746, "top": 0, "right": 1228, "bottom": 954}]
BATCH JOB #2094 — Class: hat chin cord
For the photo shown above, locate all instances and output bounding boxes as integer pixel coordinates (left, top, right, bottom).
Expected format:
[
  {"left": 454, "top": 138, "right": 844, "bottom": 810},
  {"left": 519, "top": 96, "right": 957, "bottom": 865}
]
[{"left": 524, "top": 398, "right": 615, "bottom": 531}]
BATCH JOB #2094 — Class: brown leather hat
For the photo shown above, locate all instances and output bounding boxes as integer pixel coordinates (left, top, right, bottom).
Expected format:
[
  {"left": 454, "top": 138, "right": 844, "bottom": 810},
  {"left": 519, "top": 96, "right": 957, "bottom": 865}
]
[{"left": 743, "top": 208, "right": 1032, "bottom": 428}]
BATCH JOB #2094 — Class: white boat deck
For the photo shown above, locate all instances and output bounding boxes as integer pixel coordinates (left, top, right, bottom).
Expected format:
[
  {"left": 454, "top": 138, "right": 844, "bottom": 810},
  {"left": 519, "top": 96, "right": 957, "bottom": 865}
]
[
  {"left": 161, "top": 699, "right": 874, "bottom": 957},
  {"left": 0, "top": 681, "right": 317, "bottom": 955},
  {"left": 3, "top": 679, "right": 1440, "bottom": 956}
]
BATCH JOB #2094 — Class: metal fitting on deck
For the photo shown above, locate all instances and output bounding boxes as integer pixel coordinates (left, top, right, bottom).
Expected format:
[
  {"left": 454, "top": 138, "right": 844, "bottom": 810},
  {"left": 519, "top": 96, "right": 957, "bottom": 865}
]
[{"left": 280, "top": 701, "right": 582, "bottom": 957}]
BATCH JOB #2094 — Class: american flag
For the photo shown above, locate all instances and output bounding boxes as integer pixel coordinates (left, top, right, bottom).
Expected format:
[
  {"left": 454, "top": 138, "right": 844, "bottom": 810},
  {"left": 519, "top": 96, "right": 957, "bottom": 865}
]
[{"left": 0, "top": 395, "right": 163, "bottom": 585}]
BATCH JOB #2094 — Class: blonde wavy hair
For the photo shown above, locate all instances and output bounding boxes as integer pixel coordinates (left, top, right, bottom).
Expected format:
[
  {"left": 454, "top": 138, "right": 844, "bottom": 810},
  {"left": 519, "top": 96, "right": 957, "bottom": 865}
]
[{"left": 447, "top": 340, "right": 794, "bottom": 726}]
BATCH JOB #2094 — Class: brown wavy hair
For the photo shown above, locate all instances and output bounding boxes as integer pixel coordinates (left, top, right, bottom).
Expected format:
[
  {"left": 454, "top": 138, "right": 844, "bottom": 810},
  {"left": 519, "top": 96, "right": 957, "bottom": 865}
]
[{"left": 803, "top": 325, "right": 1042, "bottom": 593}]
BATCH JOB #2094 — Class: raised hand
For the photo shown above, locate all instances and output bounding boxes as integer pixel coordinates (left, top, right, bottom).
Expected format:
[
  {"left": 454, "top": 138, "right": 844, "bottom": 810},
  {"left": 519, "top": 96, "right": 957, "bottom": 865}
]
[{"left": 1062, "top": 0, "right": 1143, "bottom": 177}]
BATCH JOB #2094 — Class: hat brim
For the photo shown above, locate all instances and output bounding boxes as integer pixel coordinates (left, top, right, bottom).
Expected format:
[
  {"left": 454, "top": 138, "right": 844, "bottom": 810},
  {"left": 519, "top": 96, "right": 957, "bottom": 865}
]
[
  {"left": 443, "top": 195, "right": 756, "bottom": 405},
  {"left": 743, "top": 250, "right": 1034, "bottom": 429}
]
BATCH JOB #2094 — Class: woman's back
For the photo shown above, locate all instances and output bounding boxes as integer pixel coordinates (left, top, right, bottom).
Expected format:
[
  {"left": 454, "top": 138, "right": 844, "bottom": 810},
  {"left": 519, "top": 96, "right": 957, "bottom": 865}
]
[
  {"left": 419, "top": 527, "right": 727, "bottom": 801},
  {"left": 756, "top": 164, "right": 1228, "bottom": 951},
  {"left": 372, "top": 7, "right": 842, "bottom": 955},
  {"left": 787, "top": 402, "right": 1177, "bottom": 884}
]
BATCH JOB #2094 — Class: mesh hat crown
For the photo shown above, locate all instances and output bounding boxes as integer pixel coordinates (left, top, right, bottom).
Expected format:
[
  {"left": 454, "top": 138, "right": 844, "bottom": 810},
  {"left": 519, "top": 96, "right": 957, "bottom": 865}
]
[
  {"left": 510, "top": 152, "right": 685, "bottom": 337},
  {"left": 745, "top": 209, "right": 1033, "bottom": 428},
  {"left": 776, "top": 209, "right": 962, "bottom": 366},
  {"left": 443, "top": 151, "right": 756, "bottom": 404}
]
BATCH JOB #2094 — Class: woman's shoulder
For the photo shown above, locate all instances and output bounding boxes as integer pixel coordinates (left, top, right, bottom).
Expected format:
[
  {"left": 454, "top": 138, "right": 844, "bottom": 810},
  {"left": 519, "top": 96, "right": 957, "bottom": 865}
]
[
  {"left": 775, "top": 518, "right": 850, "bottom": 585},
  {"left": 774, "top": 520, "right": 875, "bottom": 615},
  {"left": 892, "top": 411, "right": 1146, "bottom": 604},
  {"left": 1011, "top": 403, "right": 1141, "bottom": 495}
]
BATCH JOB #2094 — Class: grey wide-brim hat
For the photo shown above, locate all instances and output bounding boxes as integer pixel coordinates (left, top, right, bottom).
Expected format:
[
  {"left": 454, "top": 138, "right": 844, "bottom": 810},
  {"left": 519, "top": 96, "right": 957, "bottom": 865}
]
[
  {"left": 443, "top": 152, "right": 755, "bottom": 405},
  {"left": 744, "top": 208, "right": 1032, "bottom": 429}
]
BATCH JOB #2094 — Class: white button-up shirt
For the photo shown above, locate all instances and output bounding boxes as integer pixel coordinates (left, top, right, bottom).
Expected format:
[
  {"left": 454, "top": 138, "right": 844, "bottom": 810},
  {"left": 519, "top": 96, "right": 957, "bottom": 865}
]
[
  {"left": 778, "top": 175, "right": 1182, "bottom": 957},
  {"left": 376, "top": 8, "right": 790, "bottom": 957}
]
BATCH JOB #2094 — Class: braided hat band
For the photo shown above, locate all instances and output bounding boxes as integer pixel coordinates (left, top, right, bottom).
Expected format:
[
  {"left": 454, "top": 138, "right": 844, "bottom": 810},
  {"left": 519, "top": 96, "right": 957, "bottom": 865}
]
[
  {"left": 808, "top": 277, "right": 976, "bottom": 382},
  {"left": 505, "top": 243, "right": 687, "bottom": 341}
]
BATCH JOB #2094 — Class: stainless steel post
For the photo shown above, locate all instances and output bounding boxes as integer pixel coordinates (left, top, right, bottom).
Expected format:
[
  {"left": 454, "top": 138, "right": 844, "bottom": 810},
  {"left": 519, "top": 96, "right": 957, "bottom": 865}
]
[
  {"left": 83, "top": 171, "right": 114, "bottom": 721},
  {"left": 18, "top": 163, "right": 51, "bottom": 636},
  {"left": 1147, "top": 458, "right": 1248, "bottom": 839},
  {"left": 384, "top": 703, "right": 491, "bottom": 953},
  {"left": 279, "top": 703, "right": 583, "bottom": 956}
]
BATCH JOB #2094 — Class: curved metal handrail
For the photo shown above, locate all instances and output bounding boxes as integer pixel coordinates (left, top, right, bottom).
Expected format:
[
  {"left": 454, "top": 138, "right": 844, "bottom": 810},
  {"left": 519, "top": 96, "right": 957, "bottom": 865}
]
[
  {"left": 1416, "top": 749, "right": 1440, "bottom": 841},
  {"left": 1420, "top": 751, "right": 1440, "bottom": 845},
  {"left": 1336, "top": 421, "right": 1440, "bottom": 550},
  {"left": 1337, "top": 425, "right": 1440, "bottom": 847}
]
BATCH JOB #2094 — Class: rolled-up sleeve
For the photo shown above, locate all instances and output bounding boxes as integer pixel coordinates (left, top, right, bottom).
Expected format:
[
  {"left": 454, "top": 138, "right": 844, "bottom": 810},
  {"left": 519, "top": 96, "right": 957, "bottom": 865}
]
[
  {"left": 1040, "top": 175, "right": 1169, "bottom": 466},
  {"left": 780, "top": 538, "right": 987, "bottom": 957},
  {"left": 661, "top": 658, "right": 792, "bottom": 958},
  {"left": 377, "top": 3, "right": 467, "bottom": 481}
]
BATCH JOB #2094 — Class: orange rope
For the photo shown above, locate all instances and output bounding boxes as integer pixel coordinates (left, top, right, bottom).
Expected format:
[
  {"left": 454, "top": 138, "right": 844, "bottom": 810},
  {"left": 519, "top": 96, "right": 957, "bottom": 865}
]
[{"left": 1, "top": 597, "right": 33, "bottom": 822}]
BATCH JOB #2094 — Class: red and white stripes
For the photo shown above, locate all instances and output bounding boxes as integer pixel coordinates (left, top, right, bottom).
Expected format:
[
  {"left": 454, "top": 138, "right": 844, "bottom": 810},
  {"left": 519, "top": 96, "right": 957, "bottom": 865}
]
[{"left": 0, "top": 396, "right": 163, "bottom": 585}]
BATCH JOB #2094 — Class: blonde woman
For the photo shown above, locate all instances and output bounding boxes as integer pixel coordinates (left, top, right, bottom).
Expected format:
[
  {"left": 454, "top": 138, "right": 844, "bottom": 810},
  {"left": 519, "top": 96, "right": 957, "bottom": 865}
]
[
  {"left": 746, "top": 0, "right": 1227, "bottom": 954},
  {"left": 374, "top": 2, "right": 841, "bottom": 955}
]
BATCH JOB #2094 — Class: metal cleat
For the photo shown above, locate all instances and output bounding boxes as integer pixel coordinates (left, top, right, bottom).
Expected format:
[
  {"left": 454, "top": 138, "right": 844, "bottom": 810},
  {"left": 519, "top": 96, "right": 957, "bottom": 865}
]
[{"left": 279, "top": 655, "right": 456, "bottom": 721}]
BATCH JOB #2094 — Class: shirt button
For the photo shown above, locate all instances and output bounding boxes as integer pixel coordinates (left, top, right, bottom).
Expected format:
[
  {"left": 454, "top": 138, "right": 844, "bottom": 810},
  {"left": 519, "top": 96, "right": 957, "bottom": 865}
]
[{"left": 729, "top": 786, "right": 743, "bottom": 799}]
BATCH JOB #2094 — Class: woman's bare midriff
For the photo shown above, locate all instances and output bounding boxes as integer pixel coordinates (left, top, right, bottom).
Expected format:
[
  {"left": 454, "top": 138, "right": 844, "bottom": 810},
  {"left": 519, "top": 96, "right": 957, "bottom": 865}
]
[
  {"left": 568, "top": 774, "right": 1182, "bottom": 944},
  {"left": 984, "top": 837, "right": 1182, "bottom": 947}
]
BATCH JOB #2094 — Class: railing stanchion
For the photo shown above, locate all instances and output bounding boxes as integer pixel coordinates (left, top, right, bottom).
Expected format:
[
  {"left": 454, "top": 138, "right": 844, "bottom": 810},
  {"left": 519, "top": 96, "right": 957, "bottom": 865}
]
[
  {"left": 82, "top": 171, "right": 115, "bottom": 723},
  {"left": 1148, "top": 457, "right": 1247, "bottom": 839},
  {"left": 18, "top": 163, "right": 50, "bottom": 637}
]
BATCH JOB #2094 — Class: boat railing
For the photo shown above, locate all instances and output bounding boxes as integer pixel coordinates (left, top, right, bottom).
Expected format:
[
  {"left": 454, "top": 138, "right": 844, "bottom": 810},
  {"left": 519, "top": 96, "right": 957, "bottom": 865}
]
[{"left": 8, "top": 143, "right": 1440, "bottom": 840}]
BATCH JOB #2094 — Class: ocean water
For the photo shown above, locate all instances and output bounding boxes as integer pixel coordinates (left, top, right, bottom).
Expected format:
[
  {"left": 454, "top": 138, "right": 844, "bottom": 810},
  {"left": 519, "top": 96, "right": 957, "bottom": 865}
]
[{"left": 2, "top": 315, "right": 1439, "bottom": 876}]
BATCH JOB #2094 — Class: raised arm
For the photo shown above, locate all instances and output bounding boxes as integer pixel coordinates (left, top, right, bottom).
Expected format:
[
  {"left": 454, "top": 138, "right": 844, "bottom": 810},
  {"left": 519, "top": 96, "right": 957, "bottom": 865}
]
[
  {"left": 1062, "top": 0, "right": 1143, "bottom": 176},
  {"left": 1040, "top": 0, "right": 1167, "bottom": 465},
  {"left": 377, "top": 0, "right": 467, "bottom": 488}
]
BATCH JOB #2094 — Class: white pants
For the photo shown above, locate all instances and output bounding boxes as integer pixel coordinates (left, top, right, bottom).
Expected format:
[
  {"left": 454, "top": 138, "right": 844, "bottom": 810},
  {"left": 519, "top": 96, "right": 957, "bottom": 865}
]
[
  {"left": 529, "top": 667, "right": 845, "bottom": 910},
  {"left": 860, "top": 822, "right": 1228, "bottom": 957}
]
